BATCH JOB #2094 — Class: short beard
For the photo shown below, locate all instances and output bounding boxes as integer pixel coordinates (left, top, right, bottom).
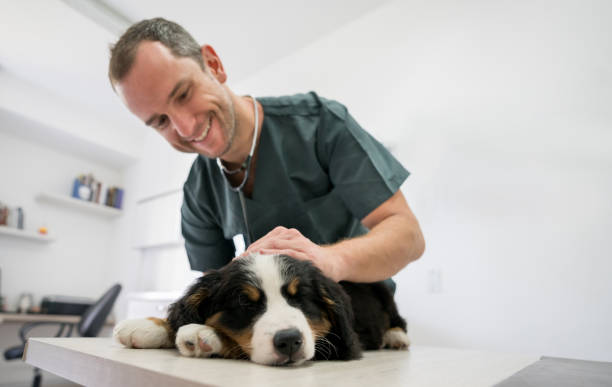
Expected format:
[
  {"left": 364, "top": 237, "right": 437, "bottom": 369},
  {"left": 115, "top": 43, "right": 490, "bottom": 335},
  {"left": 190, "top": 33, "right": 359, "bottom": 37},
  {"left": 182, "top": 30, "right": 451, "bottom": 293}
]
[{"left": 215, "top": 85, "right": 237, "bottom": 159}]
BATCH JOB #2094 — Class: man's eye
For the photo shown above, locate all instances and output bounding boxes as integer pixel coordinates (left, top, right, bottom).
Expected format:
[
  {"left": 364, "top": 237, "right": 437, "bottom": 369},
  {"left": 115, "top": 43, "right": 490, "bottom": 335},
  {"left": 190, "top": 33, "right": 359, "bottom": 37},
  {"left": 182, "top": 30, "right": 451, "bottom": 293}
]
[
  {"left": 157, "top": 115, "right": 169, "bottom": 129},
  {"left": 178, "top": 88, "right": 190, "bottom": 101}
]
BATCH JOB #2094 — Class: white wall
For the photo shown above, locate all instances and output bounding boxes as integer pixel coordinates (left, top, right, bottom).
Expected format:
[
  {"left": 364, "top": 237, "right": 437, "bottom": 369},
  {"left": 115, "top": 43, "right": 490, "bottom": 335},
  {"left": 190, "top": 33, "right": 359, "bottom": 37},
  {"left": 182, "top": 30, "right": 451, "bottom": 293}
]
[
  {"left": 0, "top": 125, "right": 124, "bottom": 309},
  {"left": 235, "top": 0, "right": 612, "bottom": 361},
  {"left": 0, "top": 81, "right": 135, "bottom": 384},
  {"left": 0, "top": 71, "right": 143, "bottom": 167}
]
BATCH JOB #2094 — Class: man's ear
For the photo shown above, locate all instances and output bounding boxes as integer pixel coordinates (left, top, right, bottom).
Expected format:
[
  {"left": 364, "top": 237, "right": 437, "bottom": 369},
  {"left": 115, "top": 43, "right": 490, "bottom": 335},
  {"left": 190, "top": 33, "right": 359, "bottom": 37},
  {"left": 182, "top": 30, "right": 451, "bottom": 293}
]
[
  {"left": 315, "top": 276, "right": 362, "bottom": 360},
  {"left": 201, "top": 45, "right": 227, "bottom": 83},
  {"left": 166, "top": 271, "right": 221, "bottom": 332}
]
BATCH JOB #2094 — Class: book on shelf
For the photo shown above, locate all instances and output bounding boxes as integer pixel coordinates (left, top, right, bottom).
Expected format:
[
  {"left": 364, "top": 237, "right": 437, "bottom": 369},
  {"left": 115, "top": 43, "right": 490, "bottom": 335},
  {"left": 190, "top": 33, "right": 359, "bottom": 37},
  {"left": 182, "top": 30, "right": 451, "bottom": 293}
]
[
  {"left": 99, "top": 182, "right": 108, "bottom": 206},
  {"left": 115, "top": 188, "right": 124, "bottom": 209},
  {"left": 71, "top": 174, "right": 124, "bottom": 209}
]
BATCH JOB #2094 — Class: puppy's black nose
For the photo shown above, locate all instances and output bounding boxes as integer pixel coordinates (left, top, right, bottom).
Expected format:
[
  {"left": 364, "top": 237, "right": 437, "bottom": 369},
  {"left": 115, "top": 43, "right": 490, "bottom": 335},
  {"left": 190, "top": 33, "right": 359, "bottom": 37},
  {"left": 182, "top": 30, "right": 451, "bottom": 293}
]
[{"left": 273, "top": 328, "right": 303, "bottom": 357}]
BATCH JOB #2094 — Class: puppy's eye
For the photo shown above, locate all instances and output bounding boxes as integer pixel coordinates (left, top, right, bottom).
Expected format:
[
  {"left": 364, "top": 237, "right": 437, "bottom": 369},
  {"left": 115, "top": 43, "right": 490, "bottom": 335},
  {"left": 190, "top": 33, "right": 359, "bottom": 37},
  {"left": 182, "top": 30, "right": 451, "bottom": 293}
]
[{"left": 238, "top": 293, "right": 254, "bottom": 307}]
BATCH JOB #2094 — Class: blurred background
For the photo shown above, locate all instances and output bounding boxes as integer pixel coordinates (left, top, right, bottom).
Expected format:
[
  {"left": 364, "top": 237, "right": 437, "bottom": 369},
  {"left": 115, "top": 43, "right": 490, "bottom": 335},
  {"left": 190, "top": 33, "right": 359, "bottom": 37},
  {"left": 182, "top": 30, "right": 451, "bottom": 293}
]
[{"left": 1, "top": 0, "right": 611, "bottom": 384}]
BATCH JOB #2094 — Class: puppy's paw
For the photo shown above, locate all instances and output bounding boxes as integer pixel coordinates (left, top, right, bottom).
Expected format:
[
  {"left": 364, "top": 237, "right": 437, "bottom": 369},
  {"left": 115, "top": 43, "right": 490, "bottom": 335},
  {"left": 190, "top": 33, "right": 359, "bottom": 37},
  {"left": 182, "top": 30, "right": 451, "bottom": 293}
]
[
  {"left": 176, "top": 324, "right": 222, "bottom": 358},
  {"left": 113, "top": 318, "right": 173, "bottom": 349},
  {"left": 382, "top": 327, "right": 410, "bottom": 350}
]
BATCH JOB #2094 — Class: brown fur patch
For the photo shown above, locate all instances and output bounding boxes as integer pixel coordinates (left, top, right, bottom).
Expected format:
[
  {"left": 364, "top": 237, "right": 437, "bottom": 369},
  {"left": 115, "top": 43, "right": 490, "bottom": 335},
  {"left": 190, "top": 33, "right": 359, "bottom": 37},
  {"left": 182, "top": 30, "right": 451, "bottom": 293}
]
[
  {"left": 287, "top": 278, "right": 300, "bottom": 296},
  {"left": 186, "top": 288, "right": 208, "bottom": 311},
  {"left": 146, "top": 317, "right": 175, "bottom": 342},
  {"left": 308, "top": 316, "right": 332, "bottom": 339},
  {"left": 242, "top": 284, "right": 260, "bottom": 302},
  {"left": 206, "top": 312, "right": 253, "bottom": 359},
  {"left": 146, "top": 317, "right": 167, "bottom": 327},
  {"left": 205, "top": 312, "right": 222, "bottom": 328},
  {"left": 319, "top": 286, "right": 335, "bottom": 306},
  {"left": 224, "top": 329, "right": 254, "bottom": 358}
]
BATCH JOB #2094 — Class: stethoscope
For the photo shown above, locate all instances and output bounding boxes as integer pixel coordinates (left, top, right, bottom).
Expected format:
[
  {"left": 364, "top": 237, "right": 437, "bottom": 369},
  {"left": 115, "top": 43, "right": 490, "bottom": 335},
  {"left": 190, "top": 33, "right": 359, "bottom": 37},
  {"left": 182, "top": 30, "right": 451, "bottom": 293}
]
[{"left": 216, "top": 96, "right": 258, "bottom": 246}]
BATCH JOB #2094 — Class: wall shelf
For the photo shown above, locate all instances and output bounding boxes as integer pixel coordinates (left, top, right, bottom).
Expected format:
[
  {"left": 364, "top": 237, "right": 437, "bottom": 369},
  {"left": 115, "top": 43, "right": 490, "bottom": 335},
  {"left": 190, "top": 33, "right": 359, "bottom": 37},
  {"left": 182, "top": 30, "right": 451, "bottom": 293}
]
[
  {"left": 0, "top": 226, "right": 55, "bottom": 243},
  {"left": 132, "top": 240, "right": 183, "bottom": 250},
  {"left": 36, "top": 193, "right": 122, "bottom": 218}
]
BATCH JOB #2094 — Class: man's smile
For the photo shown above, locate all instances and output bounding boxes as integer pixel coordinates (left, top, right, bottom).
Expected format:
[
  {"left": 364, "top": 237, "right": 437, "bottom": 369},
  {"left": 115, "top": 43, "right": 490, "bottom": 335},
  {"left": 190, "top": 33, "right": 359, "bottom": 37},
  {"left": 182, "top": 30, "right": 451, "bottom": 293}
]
[{"left": 192, "top": 115, "right": 213, "bottom": 142}]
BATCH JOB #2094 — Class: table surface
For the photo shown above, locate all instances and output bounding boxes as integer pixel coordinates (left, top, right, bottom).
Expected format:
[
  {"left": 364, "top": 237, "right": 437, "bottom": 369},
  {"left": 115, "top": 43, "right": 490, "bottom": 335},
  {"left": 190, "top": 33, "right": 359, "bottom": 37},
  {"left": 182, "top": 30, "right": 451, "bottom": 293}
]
[{"left": 23, "top": 338, "right": 539, "bottom": 387}]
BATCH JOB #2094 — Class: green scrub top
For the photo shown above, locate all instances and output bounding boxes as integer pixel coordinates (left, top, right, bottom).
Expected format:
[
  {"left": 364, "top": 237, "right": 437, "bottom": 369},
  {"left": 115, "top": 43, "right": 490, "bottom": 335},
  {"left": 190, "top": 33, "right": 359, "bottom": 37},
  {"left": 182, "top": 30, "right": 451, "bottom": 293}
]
[{"left": 181, "top": 92, "right": 409, "bottom": 273}]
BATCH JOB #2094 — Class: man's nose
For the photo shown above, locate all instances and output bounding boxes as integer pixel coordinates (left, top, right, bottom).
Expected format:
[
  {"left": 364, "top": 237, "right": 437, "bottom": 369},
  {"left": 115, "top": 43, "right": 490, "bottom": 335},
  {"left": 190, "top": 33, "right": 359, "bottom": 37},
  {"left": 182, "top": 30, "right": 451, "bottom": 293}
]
[{"left": 169, "top": 110, "right": 196, "bottom": 139}]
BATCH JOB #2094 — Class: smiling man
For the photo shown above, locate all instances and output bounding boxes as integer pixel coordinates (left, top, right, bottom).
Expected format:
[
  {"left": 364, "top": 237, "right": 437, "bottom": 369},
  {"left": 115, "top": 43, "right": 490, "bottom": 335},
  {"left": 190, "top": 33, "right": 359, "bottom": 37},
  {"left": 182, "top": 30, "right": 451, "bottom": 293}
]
[{"left": 109, "top": 18, "right": 425, "bottom": 286}]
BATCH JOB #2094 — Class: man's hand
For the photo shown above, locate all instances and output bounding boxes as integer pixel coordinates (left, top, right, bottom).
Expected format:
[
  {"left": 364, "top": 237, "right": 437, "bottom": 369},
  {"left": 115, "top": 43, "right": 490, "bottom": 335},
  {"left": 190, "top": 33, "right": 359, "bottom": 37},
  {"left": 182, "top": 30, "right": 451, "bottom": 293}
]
[
  {"left": 235, "top": 191, "right": 424, "bottom": 284},
  {"left": 235, "top": 226, "right": 346, "bottom": 282}
]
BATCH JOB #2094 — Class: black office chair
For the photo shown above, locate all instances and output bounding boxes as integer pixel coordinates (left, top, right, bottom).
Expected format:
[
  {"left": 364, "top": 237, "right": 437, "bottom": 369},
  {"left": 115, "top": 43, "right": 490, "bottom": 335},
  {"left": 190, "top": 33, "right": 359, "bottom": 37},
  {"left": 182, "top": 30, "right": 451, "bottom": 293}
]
[{"left": 3, "top": 283, "right": 122, "bottom": 387}]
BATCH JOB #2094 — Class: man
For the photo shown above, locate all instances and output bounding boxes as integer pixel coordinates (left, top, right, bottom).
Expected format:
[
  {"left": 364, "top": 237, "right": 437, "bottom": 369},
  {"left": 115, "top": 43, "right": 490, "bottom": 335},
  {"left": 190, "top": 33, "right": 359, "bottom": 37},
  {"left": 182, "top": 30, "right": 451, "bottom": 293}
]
[{"left": 109, "top": 18, "right": 425, "bottom": 285}]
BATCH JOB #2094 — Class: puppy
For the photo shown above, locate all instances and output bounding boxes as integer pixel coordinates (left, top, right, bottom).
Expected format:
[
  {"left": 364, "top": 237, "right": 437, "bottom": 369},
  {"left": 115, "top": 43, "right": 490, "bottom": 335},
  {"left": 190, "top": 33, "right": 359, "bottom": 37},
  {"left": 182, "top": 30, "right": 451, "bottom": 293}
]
[{"left": 114, "top": 253, "right": 409, "bottom": 366}]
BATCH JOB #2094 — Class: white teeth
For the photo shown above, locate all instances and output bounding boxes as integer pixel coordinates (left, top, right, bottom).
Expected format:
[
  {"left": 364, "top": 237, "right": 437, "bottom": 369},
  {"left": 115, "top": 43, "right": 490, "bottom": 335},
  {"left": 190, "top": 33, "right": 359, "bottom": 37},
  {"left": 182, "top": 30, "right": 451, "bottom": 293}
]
[{"left": 194, "top": 116, "right": 212, "bottom": 142}]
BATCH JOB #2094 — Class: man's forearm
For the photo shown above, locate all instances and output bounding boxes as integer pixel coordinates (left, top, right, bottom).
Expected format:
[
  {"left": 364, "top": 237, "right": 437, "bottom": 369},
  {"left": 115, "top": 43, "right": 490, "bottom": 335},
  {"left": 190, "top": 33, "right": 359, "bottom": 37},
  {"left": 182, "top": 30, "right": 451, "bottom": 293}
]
[
  {"left": 239, "top": 191, "right": 424, "bottom": 283},
  {"left": 327, "top": 213, "right": 425, "bottom": 283}
]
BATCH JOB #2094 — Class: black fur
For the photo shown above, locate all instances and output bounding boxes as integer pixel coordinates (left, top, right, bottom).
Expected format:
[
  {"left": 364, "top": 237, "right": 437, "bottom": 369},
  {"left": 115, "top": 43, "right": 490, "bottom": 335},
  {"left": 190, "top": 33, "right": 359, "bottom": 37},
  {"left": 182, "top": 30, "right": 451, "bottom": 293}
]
[
  {"left": 277, "top": 256, "right": 363, "bottom": 360},
  {"left": 340, "top": 281, "right": 407, "bottom": 350},
  {"left": 166, "top": 255, "right": 406, "bottom": 361},
  {"left": 167, "top": 259, "right": 265, "bottom": 333},
  {"left": 313, "top": 272, "right": 363, "bottom": 360}
]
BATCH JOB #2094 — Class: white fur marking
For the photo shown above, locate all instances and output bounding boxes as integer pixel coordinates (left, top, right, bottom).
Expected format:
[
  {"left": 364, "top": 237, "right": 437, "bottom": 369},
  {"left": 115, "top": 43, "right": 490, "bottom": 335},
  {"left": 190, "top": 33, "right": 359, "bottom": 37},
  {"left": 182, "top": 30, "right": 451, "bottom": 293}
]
[
  {"left": 248, "top": 254, "right": 315, "bottom": 365},
  {"left": 176, "top": 324, "right": 222, "bottom": 357},
  {"left": 113, "top": 318, "right": 173, "bottom": 349},
  {"left": 382, "top": 328, "right": 410, "bottom": 350}
]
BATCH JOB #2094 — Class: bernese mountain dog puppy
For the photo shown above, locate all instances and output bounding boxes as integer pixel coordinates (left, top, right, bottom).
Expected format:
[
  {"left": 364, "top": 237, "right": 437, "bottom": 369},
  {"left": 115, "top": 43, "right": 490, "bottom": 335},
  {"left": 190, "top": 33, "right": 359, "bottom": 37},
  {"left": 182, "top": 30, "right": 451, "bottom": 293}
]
[{"left": 114, "top": 253, "right": 409, "bottom": 366}]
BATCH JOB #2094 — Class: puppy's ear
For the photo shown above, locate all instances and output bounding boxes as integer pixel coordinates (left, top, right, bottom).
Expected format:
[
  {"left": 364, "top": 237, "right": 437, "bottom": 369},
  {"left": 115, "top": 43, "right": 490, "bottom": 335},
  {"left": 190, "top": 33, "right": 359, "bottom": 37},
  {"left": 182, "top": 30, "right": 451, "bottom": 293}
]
[
  {"left": 166, "top": 271, "right": 221, "bottom": 333},
  {"left": 315, "top": 275, "right": 362, "bottom": 360}
]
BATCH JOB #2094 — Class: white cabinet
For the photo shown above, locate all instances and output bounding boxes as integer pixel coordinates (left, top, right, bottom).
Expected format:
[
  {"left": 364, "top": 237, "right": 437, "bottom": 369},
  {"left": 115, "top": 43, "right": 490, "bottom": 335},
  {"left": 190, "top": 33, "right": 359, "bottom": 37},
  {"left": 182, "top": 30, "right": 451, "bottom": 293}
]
[{"left": 125, "top": 292, "right": 182, "bottom": 319}]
